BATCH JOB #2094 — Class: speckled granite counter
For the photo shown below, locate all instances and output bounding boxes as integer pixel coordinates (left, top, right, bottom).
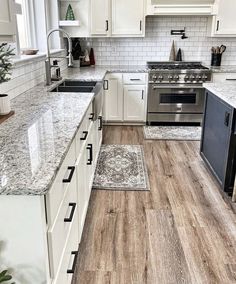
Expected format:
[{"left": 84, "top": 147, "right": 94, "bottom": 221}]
[
  {"left": 204, "top": 82, "right": 236, "bottom": 108},
  {"left": 210, "top": 66, "right": 236, "bottom": 73},
  {"left": 0, "top": 82, "right": 94, "bottom": 195},
  {"left": 62, "top": 65, "right": 148, "bottom": 81}
]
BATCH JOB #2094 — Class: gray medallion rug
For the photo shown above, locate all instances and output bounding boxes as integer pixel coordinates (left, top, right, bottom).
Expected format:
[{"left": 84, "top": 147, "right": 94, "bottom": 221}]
[
  {"left": 93, "top": 145, "right": 150, "bottom": 191},
  {"left": 143, "top": 126, "right": 202, "bottom": 141}
]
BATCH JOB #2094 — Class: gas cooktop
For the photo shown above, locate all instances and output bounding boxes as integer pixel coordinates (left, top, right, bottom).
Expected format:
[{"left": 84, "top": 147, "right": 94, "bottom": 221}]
[{"left": 147, "top": 61, "right": 209, "bottom": 71}]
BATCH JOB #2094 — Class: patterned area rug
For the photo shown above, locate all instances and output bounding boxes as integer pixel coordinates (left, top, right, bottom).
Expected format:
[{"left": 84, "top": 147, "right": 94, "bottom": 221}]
[
  {"left": 93, "top": 145, "right": 150, "bottom": 191},
  {"left": 143, "top": 126, "right": 202, "bottom": 141}
]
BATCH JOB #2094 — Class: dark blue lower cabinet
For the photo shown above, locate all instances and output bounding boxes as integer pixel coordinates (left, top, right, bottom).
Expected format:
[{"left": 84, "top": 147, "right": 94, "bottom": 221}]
[{"left": 200, "top": 90, "right": 236, "bottom": 195}]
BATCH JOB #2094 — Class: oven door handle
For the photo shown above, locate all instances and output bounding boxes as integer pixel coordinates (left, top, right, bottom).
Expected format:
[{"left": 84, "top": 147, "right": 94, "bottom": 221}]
[{"left": 151, "top": 85, "right": 203, "bottom": 89}]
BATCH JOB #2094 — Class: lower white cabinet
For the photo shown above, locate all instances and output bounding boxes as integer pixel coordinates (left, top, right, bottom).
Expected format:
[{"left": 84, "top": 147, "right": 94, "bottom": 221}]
[
  {"left": 104, "top": 73, "right": 123, "bottom": 122},
  {"left": 104, "top": 72, "right": 147, "bottom": 123},
  {"left": 123, "top": 85, "right": 146, "bottom": 121},
  {"left": 0, "top": 100, "right": 103, "bottom": 284}
]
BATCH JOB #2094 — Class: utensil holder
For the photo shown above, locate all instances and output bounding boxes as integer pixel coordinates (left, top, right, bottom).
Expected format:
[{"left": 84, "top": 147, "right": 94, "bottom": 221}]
[
  {"left": 211, "top": 53, "right": 222, "bottom": 66},
  {"left": 0, "top": 94, "right": 11, "bottom": 115}
]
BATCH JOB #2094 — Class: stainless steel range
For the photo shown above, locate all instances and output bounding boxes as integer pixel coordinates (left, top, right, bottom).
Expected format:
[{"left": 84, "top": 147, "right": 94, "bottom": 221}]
[{"left": 147, "top": 61, "right": 212, "bottom": 124}]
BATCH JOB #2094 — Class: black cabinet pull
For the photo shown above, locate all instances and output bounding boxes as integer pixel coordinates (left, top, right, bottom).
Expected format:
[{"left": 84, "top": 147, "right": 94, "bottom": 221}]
[
  {"left": 130, "top": 78, "right": 141, "bottom": 81},
  {"left": 224, "top": 112, "right": 230, "bottom": 127},
  {"left": 142, "top": 90, "right": 144, "bottom": 100},
  {"left": 216, "top": 20, "right": 220, "bottom": 31},
  {"left": 64, "top": 203, "right": 76, "bottom": 223},
  {"left": 89, "top": 113, "right": 95, "bottom": 121},
  {"left": 226, "top": 79, "right": 236, "bottom": 81},
  {"left": 67, "top": 251, "right": 78, "bottom": 274},
  {"left": 62, "top": 166, "right": 75, "bottom": 183},
  {"left": 87, "top": 144, "right": 93, "bottom": 165},
  {"left": 140, "top": 20, "right": 142, "bottom": 31},
  {"left": 103, "top": 80, "right": 108, "bottom": 90},
  {"left": 106, "top": 20, "right": 109, "bottom": 32},
  {"left": 98, "top": 116, "right": 103, "bottom": 131},
  {"left": 80, "top": 131, "right": 88, "bottom": 141}
]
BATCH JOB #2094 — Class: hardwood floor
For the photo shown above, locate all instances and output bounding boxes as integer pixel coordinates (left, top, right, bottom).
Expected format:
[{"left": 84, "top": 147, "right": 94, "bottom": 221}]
[{"left": 72, "top": 126, "right": 236, "bottom": 284}]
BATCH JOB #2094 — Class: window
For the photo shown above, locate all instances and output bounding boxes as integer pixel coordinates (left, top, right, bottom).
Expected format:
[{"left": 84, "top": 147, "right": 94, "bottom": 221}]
[{"left": 15, "top": 0, "right": 36, "bottom": 50}]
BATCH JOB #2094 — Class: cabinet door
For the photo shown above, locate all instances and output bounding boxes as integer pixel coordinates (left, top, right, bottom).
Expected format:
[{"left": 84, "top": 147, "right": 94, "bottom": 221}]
[
  {"left": 123, "top": 85, "right": 146, "bottom": 122},
  {"left": 77, "top": 144, "right": 89, "bottom": 242},
  {"left": 201, "top": 91, "right": 234, "bottom": 187},
  {"left": 111, "top": 0, "right": 144, "bottom": 36},
  {"left": 91, "top": 0, "right": 110, "bottom": 35},
  {"left": 104, "top": 74, "right": 123, "bottom": 121},
  {"left": 213, "top": 0, "right": 236, "bottom": 35},
  {"left": 0, "top": 0, "right": 16, "bottom": 36}
]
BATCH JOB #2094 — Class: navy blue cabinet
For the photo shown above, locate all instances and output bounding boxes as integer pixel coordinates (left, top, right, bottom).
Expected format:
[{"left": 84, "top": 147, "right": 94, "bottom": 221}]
[{"left": 200, "top": 91, "right": 236, "bottom": 195}]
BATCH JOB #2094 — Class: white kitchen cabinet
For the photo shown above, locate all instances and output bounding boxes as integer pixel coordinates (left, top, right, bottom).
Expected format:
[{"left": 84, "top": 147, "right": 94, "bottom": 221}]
[
  {"left": 104, "top": 73, "right": 123, "bottom": 121},
  {"left": 111, "top": 0, "right": 145, "bottom": 36},
  {"left": 0, "top": 0, "right": 16, "bottom": 38},
  {"left": 124, "top": 85, "right": 146, "bottom": 122},
  {"left": 208, "top": 0, "right": 236, "bottom": 36},
  {"left": 104, "top": 73, "right": 147, "bottom": 123},
  {"left": 212, "top": 73, "right": 236, "bottom": 83},
  {"left": 90, "top": 0, "right": 110, "bottom": 36}
]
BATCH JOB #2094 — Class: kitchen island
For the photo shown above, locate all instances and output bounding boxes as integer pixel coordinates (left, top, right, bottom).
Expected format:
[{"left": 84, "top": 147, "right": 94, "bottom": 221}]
[{"left": 202, "top": 82, "right": 236, "bottom": 202}]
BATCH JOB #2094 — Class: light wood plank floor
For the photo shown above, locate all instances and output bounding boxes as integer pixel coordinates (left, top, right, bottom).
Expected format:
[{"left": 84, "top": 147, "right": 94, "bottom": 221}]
[{"left": 72, "top": 126, "right": 236, "bottom": 284}]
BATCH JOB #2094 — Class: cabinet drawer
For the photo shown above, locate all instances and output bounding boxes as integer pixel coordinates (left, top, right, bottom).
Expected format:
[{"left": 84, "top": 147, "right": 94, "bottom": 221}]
[
  {"left": 52, "top": 206, "right": 79, "bottom": 284},
  {"left": 123, "top": 73, "right": 146, "bottom": 84},
  {"left": 212, "top": 73, "right": 236, "bottom": 83},
  {"left": 48, "top": 173, "right": 78, "bottom": 278},
  {"left": 46, "top": 140, "right": 76, "bottom": 227}
]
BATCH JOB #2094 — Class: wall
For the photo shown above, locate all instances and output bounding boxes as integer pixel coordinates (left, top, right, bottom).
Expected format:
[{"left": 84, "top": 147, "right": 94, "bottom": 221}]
[
  {"left": 85, "top": 16, "right": 236, "bottom": 66},
  {"left": 0, "top": 51, "right": 67, "bottom": 100}
]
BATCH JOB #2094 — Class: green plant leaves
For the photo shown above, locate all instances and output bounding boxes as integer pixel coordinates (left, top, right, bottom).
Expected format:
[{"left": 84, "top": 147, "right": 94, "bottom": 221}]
[
  {"left": 0, "top": 43, "right": 15, "bottom": 84},
  {"left": 0, "top": 270, "right": 14, "bottom": 283}
]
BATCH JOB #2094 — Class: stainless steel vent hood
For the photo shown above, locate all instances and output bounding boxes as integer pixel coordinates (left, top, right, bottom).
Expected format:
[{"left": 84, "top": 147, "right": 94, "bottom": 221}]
[{"left": 146, "top": 0, "right": 215, "bottom": 15}]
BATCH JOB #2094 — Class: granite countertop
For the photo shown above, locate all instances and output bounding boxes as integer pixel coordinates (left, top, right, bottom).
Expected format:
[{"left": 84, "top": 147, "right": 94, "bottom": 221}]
[
  {"left": 0, "top": 65, "right": 148, "bottom": 196},
  {"left": 0, "top": 83, "right": 94, "bottom": 196},
  {"left": 204, "top": 82, "right": 236, "bottom": 109},
  {"left": 210, "top": 66, "right": 236, "bottom": 73}
]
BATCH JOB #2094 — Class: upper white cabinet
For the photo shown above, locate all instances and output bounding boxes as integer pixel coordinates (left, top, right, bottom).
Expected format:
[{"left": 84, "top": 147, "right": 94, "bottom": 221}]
[
  {"left": 112, "top": 0, "right": 145, "bottom": 36},
  {"left": 208, "top": 0, "right": 236, "bottom": 37},
  {"left": 90, "top": 0, "right": 110, "bottom": 36},
  {"left": 90, "top": 0, "right": 145, "bottom": 37},
  {"left": 0, "top": 0, "right": 16, "bottom": 38}
]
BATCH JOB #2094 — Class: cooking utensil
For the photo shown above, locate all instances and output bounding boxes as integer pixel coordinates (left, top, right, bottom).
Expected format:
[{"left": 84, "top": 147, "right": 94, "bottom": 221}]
[
  {"left": 216, "top": 46, "right": 220, "bottom": 54},
  {"left": 220, "top": 45, "right": 226, "bottom": 54},
  {"left": 211, "top": 47, "right": 216, "bottom": 54}
]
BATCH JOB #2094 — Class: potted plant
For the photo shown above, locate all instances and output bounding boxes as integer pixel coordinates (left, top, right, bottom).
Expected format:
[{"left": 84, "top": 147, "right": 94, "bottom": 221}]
[
  {"left": 0, "top": 270, "right": 15, "bottom": 284},
  {"left": 0, "top": 43, "right": 14, "bottom": 115}
]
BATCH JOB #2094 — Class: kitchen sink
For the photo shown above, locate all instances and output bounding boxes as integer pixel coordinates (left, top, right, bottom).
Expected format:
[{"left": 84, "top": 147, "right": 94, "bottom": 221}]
[
  {"left": 50, "top": 80, "right": 97, "bottom": 93},
  {"left": 50, "top": 86, "right": 94, "bottom": 93},
  {"left": 60, "top": 81, "right": 97, "bottom": 87}
]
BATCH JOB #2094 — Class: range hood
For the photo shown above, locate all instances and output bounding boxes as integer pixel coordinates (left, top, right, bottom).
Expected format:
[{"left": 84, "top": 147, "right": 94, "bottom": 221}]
[{"left": 146, "top": 0, "right": 215, "bottom": 15}]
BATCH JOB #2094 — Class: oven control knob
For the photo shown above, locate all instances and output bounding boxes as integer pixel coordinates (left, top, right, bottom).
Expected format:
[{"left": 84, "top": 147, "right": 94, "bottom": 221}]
[
  {"left": 196, "top": 75, "right": 202, "bottom": 81},
  {"left": 174, "top": 75, "right": 179, "bottom": 81},
  {"left": 184, "top": 75, "right": 189, "bottom": 81},
  {"left": 190, "top": 75, "right": 195, "bottom": 81},
  {"left": 168, "top": 75, "right": 173, "bottom": 81},
  {"left": 152, "top": 75, "right": 157, "bottom": 81},
  {"left": 202, "top": 74, "right": 208, "bottom": 82},
  {"left": 158, "top": 75, "right": 163, "bottom": 81}
]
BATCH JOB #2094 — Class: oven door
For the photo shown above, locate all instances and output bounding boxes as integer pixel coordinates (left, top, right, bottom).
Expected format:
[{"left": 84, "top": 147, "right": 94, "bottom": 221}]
[{"left": 148, "top": 84, "right": 205, "bottom": 113}]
